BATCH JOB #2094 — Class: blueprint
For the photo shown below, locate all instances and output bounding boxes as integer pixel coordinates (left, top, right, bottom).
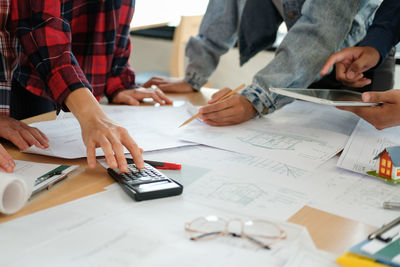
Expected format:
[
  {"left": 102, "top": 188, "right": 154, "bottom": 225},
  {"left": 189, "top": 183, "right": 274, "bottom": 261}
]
[
  {"left": 0, "top": 185, "right": 315, "bottom": 267},
  {"left": 310, "top": 158, "right": 400, "bottom": 227},
  {"left": 338, "top": 119, "right": 400, "bottom": 174},
  {"left": 179, "top": 101, "right": 358, "bottom": 170}
]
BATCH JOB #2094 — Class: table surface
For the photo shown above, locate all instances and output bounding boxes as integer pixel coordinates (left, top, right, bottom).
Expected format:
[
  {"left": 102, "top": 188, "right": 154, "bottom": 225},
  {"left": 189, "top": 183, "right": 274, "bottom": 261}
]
[{"left": 0, "top": 88, "right": 376, "bottom": 255}]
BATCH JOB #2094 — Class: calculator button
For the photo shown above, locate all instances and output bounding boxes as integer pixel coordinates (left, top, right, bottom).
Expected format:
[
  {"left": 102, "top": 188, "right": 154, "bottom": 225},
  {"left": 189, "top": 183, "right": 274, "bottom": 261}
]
[{"left": 121, "top": 173, "right": 131, "bottom": 181}]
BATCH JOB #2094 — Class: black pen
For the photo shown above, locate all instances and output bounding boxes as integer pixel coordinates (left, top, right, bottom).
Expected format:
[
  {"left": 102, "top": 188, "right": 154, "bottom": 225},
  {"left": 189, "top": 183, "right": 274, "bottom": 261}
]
[{"left": 368, "top": 216, "right": 400, "bottom": 240}]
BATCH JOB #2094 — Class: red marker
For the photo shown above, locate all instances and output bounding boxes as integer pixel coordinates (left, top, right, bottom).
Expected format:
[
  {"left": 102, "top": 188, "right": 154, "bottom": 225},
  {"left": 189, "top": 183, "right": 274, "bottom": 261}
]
[{"left": 144, "top": 160, "right": 181, "bottom": 170}]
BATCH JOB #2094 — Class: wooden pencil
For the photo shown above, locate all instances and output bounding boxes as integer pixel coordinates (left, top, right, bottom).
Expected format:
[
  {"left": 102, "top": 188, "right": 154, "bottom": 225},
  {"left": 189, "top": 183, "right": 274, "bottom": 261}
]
[{"left": 179, "top": 83, "right": 246, "bottom": 127}]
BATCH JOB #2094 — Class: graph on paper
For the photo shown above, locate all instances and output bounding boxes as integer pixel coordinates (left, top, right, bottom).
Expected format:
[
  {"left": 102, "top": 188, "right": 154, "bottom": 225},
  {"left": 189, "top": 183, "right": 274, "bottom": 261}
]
[
  {"left": 237, "top": 129, "right": 325, "bottom": 150},
  {"left": 338, "top": 119, "right": 400, "bottom": 174},
  {"left": 180, "top": 123, "right": 347, "bottom": 170},
  {"left": 185, "top": 172, "right": 310, "bottom": 220}
]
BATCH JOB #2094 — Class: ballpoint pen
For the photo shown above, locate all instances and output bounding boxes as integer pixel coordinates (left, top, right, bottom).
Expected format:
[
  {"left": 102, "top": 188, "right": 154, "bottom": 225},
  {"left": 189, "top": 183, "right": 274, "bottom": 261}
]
[
  {"left": 35, "top": 170, "right": 63, "bottom": 186},
  {"left": 368, "top": 215, "right": 400, "bottom": 240},
  {"left": 383, "top": 201, "right": 400, "bottom": 210},
  {"left": 144, "top": 160, "right": 181, "bottom": 170}
]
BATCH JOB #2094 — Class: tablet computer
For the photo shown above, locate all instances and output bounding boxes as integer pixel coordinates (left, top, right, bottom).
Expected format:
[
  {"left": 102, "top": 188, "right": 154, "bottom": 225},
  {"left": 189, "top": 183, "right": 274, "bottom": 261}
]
[{"left": 270, "top": 88, "right": 378, "bottom": 106}]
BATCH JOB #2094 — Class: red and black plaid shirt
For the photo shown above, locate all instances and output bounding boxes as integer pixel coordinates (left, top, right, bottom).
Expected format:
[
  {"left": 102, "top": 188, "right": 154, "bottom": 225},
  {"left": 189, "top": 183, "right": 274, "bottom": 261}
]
[
  {"left": 11, "top": 0, "right": 136, "bottom": 110},
  {"left": 0, "top": 0, "right": 18, "bottom": 116}
]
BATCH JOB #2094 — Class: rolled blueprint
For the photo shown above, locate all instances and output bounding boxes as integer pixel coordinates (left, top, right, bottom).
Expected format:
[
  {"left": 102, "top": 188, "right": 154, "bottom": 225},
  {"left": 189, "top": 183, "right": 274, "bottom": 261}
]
[{"left": 0, "top": 175, "right": 31, "bottom": 215}]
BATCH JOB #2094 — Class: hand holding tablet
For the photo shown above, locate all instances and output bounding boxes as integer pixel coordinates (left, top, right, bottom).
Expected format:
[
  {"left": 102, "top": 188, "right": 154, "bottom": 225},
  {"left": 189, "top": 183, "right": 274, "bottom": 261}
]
[{"left": 270, "top": 88, "right": 379, "bottom": 106}]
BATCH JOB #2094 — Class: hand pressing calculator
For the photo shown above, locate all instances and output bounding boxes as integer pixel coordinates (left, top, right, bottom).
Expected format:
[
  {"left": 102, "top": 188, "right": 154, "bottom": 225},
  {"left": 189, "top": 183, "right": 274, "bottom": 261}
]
[{"left": 107, "top": 159, "right": 183, "bottom": 201}]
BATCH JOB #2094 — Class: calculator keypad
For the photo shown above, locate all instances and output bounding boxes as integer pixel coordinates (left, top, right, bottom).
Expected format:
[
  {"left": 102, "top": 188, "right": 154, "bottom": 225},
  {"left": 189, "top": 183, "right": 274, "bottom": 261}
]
[{"left": 115, "top": 163, "right": 168, "bottom": 186}]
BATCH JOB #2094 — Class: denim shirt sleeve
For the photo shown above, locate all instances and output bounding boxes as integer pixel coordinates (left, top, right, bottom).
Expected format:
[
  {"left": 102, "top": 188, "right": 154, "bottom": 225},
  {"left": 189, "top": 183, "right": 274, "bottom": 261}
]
[
  {"left": 242, "top": 0, "right": 374, "bottom": 115},
  {"left": 184, "top": 0, "right": 243, "bottom": 91},
  {"left": 358, "top": 0, "right": 400, "bottom": 66}
]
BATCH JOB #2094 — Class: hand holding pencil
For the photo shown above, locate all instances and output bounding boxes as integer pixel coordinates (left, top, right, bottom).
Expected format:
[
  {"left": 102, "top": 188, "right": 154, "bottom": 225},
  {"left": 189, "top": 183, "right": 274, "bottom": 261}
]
[{"left": 180, "top": 84, "right": 257, "bottom": 127}]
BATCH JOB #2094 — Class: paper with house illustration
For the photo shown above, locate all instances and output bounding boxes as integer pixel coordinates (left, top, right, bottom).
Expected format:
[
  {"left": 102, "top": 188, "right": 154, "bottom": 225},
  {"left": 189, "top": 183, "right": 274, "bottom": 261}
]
[
  {"left": 25, "top": 105, "right": 196, "bottom": 158},
  {"left": 337, "top": 119, "right": 400, "bottom": 181},
  {"left": 179, "top": 101, "right": 359, "bottom": 170}
]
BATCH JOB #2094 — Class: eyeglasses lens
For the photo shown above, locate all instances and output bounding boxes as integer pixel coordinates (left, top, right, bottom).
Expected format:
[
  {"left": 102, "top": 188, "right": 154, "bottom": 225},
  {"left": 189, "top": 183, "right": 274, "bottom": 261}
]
[
  {"left": 187, "top": 216, "right": 227, "bottom": 240},
  {"left": 243, "top": 220, "right": 286, "bottom": 245}
]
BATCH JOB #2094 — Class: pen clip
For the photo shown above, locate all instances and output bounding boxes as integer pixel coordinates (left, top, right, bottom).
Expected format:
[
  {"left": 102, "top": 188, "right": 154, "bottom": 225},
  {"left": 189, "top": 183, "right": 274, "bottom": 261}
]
[
  {"left": 368, "top": 216, "right": 400, "bottom": 241},
  {"left": 46, "top": 170, "right": 63, "bottom": 178}
]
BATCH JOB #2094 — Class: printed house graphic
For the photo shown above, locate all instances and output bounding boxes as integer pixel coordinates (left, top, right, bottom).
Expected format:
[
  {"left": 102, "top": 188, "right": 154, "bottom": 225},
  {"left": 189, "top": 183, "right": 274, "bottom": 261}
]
[{"left": 374, "top": 146, "right": 400, "bottom": 180}]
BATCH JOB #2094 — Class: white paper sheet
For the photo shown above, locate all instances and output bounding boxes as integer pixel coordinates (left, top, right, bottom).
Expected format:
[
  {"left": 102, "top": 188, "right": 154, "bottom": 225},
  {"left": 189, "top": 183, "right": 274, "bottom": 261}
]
[
  {"left": 283, "top": 248, "right": 339, "bottom": 267},
  {"left": 142, "top": 146, "right": 316, "bottom": 220},
  {"left": 179, "top": 101, "right": 358, "bottom": 170},
  {"left": 338, "top": 119, "right": 400, "bottom": 174},
  {"left": 183, "top": 169, "right": 311, "bottom": 221},
  {"left": 0, "top": 185, "right": 315, "bottom": 267},
  {"left": 0, "top": 160, "right": 71, "bottom": 214},
  {"left": 143, "top": 145, "right": 311, "bottom": 181},
  {"left": 25, "top": 105, "right": 196, "bottom": 158},
  {"left": 309, "top": 158, "right": 400, "bottom": 227},
  {"left": 143, "top": 145, "right": 400, "bottom": 227}
]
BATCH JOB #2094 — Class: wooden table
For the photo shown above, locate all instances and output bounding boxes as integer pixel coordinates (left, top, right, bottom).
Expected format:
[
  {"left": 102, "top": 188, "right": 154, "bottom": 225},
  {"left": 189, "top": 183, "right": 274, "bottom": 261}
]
[{"left": 0, "top": 88, "right": 375, "bottom": 255}]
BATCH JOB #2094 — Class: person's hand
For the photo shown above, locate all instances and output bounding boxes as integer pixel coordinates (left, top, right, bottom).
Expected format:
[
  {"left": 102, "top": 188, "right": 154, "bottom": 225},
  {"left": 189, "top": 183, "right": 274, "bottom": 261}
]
[
  {"left": 198, "top": 88, "right": 257, "bottom": 126},
  {"left": 320, "top": 46, "right": 381, "bottom": 88},
  {"left": 142, "top": 76, "right": 196, "bottom": 93},
  {"left": 112, "top": 87, "right": 172, "bottom": 105},
  {"left": 0, "top": 144, "right": 15, "bottom": 173},
  {"left": 65, "top": 88, "right": 144, "bottom": 172},
  {"left": 79, "top": 113, "right": 144, "bottom": 172},
  {"left": 337, "top": 90, "right": 400, "bottom": 130},
  {"left": 0, "top": 116, "right": 49, "bottom": 150}
]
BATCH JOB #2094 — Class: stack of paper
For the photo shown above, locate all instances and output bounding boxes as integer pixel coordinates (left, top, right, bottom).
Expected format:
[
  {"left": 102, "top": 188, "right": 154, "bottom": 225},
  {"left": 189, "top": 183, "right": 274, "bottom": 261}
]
[
  {"left": 25, "top": 105, "right": 196, "bottom": 158},
  {"left": 179, "top": 101, "right": 359, "bottom": 170}
]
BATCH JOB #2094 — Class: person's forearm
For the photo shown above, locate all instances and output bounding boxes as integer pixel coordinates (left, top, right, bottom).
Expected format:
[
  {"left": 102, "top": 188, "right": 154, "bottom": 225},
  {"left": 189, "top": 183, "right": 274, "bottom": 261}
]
[
  {"left": 64, "top": 87, "right": 144, "bottom": 171},
  {"left": 64, "top": 88, "right": 106, "bottom": 122},
  {"left": 243, "top": 0, "right": 366, "bottom": 115}
]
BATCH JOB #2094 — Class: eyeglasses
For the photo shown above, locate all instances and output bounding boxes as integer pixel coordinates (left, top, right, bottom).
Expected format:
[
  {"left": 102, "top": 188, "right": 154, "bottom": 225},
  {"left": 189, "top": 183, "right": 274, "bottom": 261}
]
[{"left": 184, "top": 216, "right": 287, "bottom": 249}]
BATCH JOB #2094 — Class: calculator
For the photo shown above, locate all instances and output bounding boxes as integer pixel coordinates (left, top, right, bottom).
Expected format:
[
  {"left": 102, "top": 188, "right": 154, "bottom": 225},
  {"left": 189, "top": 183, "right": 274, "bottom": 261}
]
[{"left": 107, "top": 160, "right": 183, "bottom": 201}]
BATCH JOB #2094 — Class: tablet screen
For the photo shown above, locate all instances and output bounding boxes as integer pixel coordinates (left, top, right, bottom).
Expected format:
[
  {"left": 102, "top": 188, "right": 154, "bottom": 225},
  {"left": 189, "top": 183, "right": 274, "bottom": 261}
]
[
  {"left": 287, "top": 89, "right": 362, "bottom": 102},
  {"left": 270, "top": 88, "right": 377, "bottom": 106}
]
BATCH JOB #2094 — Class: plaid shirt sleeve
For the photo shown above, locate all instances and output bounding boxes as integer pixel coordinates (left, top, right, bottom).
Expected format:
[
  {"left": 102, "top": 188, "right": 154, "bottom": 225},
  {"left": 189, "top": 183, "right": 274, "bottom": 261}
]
[
  {"left": 10, "top": 0, "right": 92, "bottom": 107},
  {"left": 0, "top": 0, "right": 17, "bottom": 116},
  {"left": 105, "top": 5, "right": 136, "bottom": 102}
]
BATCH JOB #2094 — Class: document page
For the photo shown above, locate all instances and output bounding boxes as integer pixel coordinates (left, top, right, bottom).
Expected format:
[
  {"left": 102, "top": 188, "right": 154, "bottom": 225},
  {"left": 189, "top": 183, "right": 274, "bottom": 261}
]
[
  {"left": 25, "top": 105, "right": 196, "bottom": 158},
  {"left": 180, "top": 101, "right": 358, "bottom": 170},
  {"left": 309, "top": 158, "right": 400, "bottom": 227},
  {"left": 283, "top": 248, "right": 339, "bottom": 267},
  {"left": 0, "top": 187, "right": 315, "bottom": 267},
  {"left": 338, "top": 119, "right": 400, "bottom": 174},
  {"left": 143, "top": 145, "right": 400, "bottom": 227}
]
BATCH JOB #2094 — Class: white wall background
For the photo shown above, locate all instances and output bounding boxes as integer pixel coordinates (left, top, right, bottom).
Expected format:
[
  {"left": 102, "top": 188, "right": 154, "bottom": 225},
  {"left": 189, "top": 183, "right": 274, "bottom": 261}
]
[{"left": 130, "top": 36, "right": 400, "bottom": 90}]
